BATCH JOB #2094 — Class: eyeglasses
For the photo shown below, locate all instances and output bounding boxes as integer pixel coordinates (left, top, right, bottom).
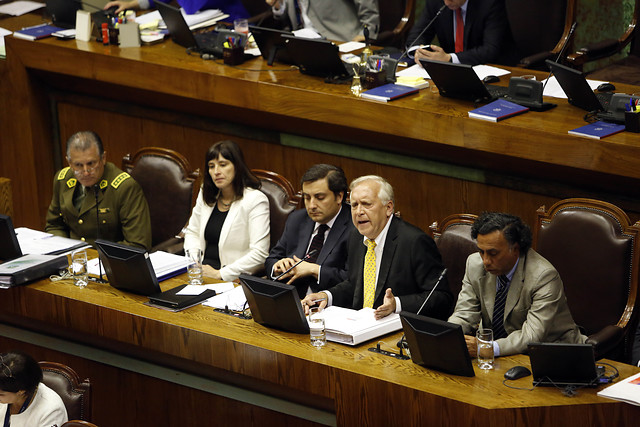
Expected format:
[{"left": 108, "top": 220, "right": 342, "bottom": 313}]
[
  {"left": 0, "top": 355, "right": 13, "bottom": 379},
  {"left": 70, "top": 160, "right": 102, "bottom": 176}
]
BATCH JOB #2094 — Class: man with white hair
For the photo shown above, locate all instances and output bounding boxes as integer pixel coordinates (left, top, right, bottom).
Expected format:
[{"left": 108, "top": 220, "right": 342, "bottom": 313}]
[{"left": 302, "top": 175, "right": 453, "bottom": 320}]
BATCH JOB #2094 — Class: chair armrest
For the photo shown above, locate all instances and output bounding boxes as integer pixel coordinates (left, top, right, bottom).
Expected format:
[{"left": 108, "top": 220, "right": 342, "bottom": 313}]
[
  {"left": 517, "top": 51, "right": 554, "bottom": 69},
  {"left": 567, "top": 39, "right": 621, "bottom": 69},
  {"left": 586, "top": 325, "right": 625, "bottom": 359}
]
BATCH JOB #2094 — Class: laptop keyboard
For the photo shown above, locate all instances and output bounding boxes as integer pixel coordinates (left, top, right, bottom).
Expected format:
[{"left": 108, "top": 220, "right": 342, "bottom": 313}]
[
  {"left": 485, "top": 84, "right": 509, "bottom": 99},
  {"left": 194, "top": 31, "right": 218, "bottom": 48},
  {"left": 595, "top": 92, "right": 613, "bottom": 110}
]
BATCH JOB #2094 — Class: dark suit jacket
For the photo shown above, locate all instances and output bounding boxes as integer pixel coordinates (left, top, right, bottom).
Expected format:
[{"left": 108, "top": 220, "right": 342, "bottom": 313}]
[
  {"left": 328, "top": 216, "right": 453, "bottom": 319},
  {"left": 264, "top": 204, "right": 353, "bottom": 296},
  {"left": 407, "top": 0, "right": 518, "bottom": 66},
  {"left": 633, "top": 322, "right": 640, "bottom": 366}
]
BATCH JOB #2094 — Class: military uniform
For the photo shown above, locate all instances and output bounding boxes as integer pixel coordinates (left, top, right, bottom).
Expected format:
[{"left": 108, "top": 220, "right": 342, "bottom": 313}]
[{"left": 45, "top": 162, "right": 152, "bottom": 250}]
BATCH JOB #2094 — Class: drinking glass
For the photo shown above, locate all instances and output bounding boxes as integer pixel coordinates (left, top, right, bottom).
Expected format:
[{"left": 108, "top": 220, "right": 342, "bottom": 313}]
[
  {"left": 70, "top": 249, "right": 88, "bottom": 288},
  {"left": 476, "top": 328, "right": 494, "bottom": 370},
  {"left": 309, "top": 307, "right": 326, "bottom": 347},
  {"left": 185, "top": 248, "right": 203, "bottom": 285},
  {"left": 233, "top": 18, "right": 249, "bottom": 35}
]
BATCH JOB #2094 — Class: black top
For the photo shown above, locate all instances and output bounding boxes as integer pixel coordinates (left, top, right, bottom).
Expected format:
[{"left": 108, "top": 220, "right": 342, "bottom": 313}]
[{"left": 203, "top": 204, "right": 228, "bottom": 270}]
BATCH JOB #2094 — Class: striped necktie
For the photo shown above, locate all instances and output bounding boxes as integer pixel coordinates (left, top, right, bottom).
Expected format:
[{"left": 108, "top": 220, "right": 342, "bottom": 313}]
[
  {"left": 492, "top": 275, "right": 509, "bottom": 339},
  {"left": 363, "top": 239, "right": 377, "bottom": 308}
]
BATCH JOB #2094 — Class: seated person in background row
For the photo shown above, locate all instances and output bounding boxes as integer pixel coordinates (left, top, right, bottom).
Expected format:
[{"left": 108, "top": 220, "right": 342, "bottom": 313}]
[
  {"left": 448, "top": 212, "right": 586, "bottom": 358},
  {"left": 104, "top": 0, "right": 249, "bottom": 23},
  {"left": 265, "top": 164, "right": 354, "bottom": 298},
  {"left": 184, "top": 140, "right": 270, "bottom": 281},
  {"left": 0, "top": 351, "right": 68, "bottom": 427},
  {"left": 302, "top": 175, "right": 453, "bottom": 320},
  {"left": 265, "top": 0, "right": 379, "bottom": 42},
  {"left": 407, "top": 0, "right": 517, "bottom": 66},
  {"left": 45, "top": 131, "right": 152, "bottom": 250}
]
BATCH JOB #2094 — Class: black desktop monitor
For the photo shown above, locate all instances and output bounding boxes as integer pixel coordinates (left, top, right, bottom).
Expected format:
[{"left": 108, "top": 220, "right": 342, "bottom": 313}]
[
  {"left": 94, "top": 239, "right": 160, "bottom": 296},
  {"left": 0, "top": 214, "right": 23, "bottom": 262},
  {"left": 238, "top": 274, "right": 309, "bottom": 334},
  {"left": 400, "top": 311, "right": 475, "bottom": 377}
]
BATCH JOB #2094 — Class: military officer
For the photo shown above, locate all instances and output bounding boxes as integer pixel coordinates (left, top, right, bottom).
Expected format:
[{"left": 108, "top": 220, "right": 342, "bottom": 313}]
[{"left": 45, "top": 131, "right": 152, "bottom": 250}]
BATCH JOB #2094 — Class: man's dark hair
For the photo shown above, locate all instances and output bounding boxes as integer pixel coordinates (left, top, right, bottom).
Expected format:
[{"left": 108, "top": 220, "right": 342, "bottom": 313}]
[
  {"left": 301, "top": 164, "right": 348, "bottom": 198},
  {"left": 471, "top": 212, "right": 532, "bottom": 253},
  {"left": 66, "top": 131, "right": 104, "bottom": 157}
]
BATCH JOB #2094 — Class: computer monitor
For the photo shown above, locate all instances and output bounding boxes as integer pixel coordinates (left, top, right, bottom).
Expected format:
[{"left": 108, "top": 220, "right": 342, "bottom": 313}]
[
  {"left": 528, "top": 342, "right": 602, "bottom": 387},
  {"left": 0, "top": 214, "right": 23, "bottom": 262},
  {"left": 94, "top": 239, "right": 161, "bottom": 296},
  {"left": 400, "top": 311, "right": 475, "bottom": 377},
  {"left": 238, "top": 274, "right": 309, "bottom": 334}
]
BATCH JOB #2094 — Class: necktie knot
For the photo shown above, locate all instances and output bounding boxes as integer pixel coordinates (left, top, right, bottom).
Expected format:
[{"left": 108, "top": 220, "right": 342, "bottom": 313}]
[
  {"left": 366, "top": 239, "right": 376, "bottom": 250},
  {"left": 498, "top": 275, "right": 509, "bottom": 291}
]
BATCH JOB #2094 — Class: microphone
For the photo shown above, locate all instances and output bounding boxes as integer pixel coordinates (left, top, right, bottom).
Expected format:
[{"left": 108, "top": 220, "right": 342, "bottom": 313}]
[
  {"left": 274, "top": 249, "right": 318, "bottom": 281},
  {"left": 92, "top": 185, "right": 107, "bottom": 284},
  {"left": 398, "top": 4, "right": 447, "bottom": 64},
  {"left": 542, "top": 22, "right": 578, "bottom": 92}
]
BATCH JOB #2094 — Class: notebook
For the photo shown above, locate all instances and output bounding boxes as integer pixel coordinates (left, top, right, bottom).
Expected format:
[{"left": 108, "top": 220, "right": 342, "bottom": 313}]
[
  {"left": 282, "top": 35, "right": 351, "bottom": 78},
  {"left": 419, "top": 59, "right": 508, "bottom": 103},
  {"left": 249, "top": 25, "right": 293, "bottom": 65},
  {"left": 545, "top": 60, "right": 613, "bottom": 113},
  {"left": 156, "top": 1, "right": 243, "bottom": 56},
  {"left": 528, "top": 342, "right": 604, "bottom": 387}
]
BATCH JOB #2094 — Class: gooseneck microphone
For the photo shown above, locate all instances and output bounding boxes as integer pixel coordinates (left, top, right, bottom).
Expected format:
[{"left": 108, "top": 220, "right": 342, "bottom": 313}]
[
  {"left": 93, "top": 184, "right": 107, "bottom": 283},
  {"left": 274, "top": 249, "right": 318, "bottom": 281},
  {"left": 397, "top": 4, "right": 447, "bottom": 64},
  {"left": 541, "top": 22, "right": 578, "bottom": 92}
]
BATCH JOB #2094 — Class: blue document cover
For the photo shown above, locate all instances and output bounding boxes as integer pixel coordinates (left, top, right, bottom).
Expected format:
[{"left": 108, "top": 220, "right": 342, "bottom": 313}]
[
  {"left": 568, "top": 121, "right": 626, "bottom": 139},
  {"left": 13, "top": 24, "right": 65, "bottom": 41},
  {"left": 468, "top": 99, "right": 529, "bottom": 122},
  {"left": 361, "top": 84, "right": 420, "bottom": 102}
]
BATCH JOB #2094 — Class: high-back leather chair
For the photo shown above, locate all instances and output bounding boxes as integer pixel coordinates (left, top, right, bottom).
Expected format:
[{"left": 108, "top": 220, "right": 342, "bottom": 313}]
[
  {"left": 374, "top": 0, "right": 415, "bottom": 48},
  {"left": 252, "top": 169, "right": 301, "bottom": 249},
  {"left": 505, "top": 0, "right": 577, "bottom": 69},
  {"left": 430, "top": 214, "right": 478, "bottom": 304},
  {"left": 122, "top": 147, "right": 200, "bottom": 252},
  {"left": 534, "top": 198, "right": 640, "bottom": 361},
  {"left": 39, "top": 361, "right": 91, "bottom": 422},
  {"left": 62, "top": 421, "right": 99, "bottom": 427}
]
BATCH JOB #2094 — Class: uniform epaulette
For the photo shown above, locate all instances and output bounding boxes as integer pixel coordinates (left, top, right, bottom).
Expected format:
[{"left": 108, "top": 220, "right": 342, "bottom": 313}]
[
  {"left": 111, "top": 172, "right": 131, "bottom": 189},
  {"left": 57, "top": 167, "right": 70, "bottom": 180}
]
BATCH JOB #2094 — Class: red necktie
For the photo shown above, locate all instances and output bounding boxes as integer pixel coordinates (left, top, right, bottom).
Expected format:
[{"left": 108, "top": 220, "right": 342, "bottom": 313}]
[{"left": 455, "top": 8, "right": 464, "bottom": 53}]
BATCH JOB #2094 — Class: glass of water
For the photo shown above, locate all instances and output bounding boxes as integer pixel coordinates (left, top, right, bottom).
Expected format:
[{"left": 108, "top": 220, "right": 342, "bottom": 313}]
[
  {"left": 476, "top": 328, "right": 494, "bottom": 370},
  {"left": 70, "top": 249, "right": 88, "bottom": 288},
  {"left": 309, "top": 307, "right": 326, "bottom": 347},
  {"left": 185, "top": 248, "right": 203, "bottom": 285}
]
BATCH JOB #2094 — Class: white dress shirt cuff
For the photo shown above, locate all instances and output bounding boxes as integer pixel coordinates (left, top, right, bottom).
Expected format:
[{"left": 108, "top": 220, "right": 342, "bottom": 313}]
[{"left": 450, "top": 53, "right": 460, "bottom": 64}]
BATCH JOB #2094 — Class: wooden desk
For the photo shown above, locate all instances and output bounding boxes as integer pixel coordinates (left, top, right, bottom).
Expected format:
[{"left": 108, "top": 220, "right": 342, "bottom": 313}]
[
  {"left": 2, "top": 12, "right": 640, "bottom": 233},
  {"left": 0, "top": 273, "right": 638, "bottom": 426}
]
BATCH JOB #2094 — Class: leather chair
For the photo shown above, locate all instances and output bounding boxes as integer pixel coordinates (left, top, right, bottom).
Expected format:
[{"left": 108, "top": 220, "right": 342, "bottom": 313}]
[
  {"left": 0, "top": 177, "right": 12, "bottom": 217},
  {"left": 534, "top": 198, "right": 640, "bottom": 362},
  {"left": 430, "top": 214, "right": 478, "bottom": 304},
  {"left": 252, "top": 169, "right": 301, "bottom": 249},
  {"left": 122, "top": 147, "right": 200, "bottom": 253},
  {"left": 39, "top": 361, "right": 91, "bottom": 422},
  {"left": 373, "top": 0, "right": 415, "bottom": 48},
  {"left": 567, "top": 0, "right": 640, "bottom": 85},
  {"left": 62, "top": 422, "right": 99, "bottom": 427},
  {"left": 505, "top": 0, "right": 577, "bottom": 69}
]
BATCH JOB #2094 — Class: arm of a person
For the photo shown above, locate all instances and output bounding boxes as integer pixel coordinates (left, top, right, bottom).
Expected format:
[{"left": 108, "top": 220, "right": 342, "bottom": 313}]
[
  {"left": 455, "top": 0, "right": 508, "bottom": 65},
  {"left": 117, "top": 180, "right": 152, "bottom": 250},
  {"left": 448, "top": 256, "right": 483, "bottom": 335},
  {"left": 104, "top": 0, "right": 142, "bottom": 14},
  {"left": 353, "top": 0, "right": 380, "bottom": 39},
  {"left": 219, "top": 192, "right": 270, "bottom": 281},
  {"left": 183, "top": 188, "right": 206, "bottom": 253},
  {"left": 264, "top": 211, "right": 297, "bottom": 278},
  {"left": 44, "top": 175, "right": 70, "bottom": 238},
  {"left": 496, "top": 269, "right": 563, "bottom": 356}
]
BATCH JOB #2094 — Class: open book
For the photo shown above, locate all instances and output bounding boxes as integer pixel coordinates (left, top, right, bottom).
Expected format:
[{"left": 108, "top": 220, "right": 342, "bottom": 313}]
[
  {"left": 597, "top": 372, "right": 640, "bottom": 406},
  {"left": 322, "top": 306, "right": 402, "bottom": 346}
]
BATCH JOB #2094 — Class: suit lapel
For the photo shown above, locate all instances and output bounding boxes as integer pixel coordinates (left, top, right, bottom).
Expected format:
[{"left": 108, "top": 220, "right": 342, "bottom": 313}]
[
  {"left": 296, "top": 216, "right": 315, "bottom": 257},
  {"left": 79, "top": 186, "right": 101, "bottom": 216},
  {"left": 317, "top": 205, "right": 349, "bottom": 264},
  {"left": 219, "top": 200, "right": 239, "bottom": 248},
  {"left": 504, "top": 255, "right": 527, "bottom": 318},
  {"left": 376, "top": 217, "right": 399, "bottom": 302}
]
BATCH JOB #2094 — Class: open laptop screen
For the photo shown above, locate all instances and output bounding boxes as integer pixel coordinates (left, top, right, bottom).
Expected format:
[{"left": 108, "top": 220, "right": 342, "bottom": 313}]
[
  {"left": 528, "top": 342, "right": 602, "bottom": 387},
  {"left": 95, "top": 239, "right": 161, "bottom": 296}
]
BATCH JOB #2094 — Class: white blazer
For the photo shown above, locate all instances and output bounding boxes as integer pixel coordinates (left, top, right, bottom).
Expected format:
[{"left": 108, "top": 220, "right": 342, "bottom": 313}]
[{"left": 184, "top": 187, "right": 270, "bottom": 281}]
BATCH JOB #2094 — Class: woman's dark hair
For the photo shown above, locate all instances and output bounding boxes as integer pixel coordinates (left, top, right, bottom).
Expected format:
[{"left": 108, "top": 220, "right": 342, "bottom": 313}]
[
  {"left": 471, "top": 212, "right": 532, "bottom": 253},
  {"left": 202, "top": 141, "right": 261, "bottom": 206},
  {"left": 0, "top": 351, "right": 43, "bottom": 395}
]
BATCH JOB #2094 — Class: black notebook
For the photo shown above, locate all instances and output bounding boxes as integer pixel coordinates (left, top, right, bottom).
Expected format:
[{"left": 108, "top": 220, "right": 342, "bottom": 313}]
[{"left": 148, "top": 284, "right": 216, "bottom": 311}]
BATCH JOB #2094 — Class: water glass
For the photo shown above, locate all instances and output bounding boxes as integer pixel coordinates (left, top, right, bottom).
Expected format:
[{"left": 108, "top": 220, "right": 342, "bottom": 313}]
[
  {"left": 309, "top": 307, "right": 326, "bottom": 347},
  {"left": 233, "top": 18, "right": 249, "bottom": 35},
  {"left": 476, "top": 328, "right": 494, "bottom": 370},
  {"left": 70, "top": 249, "right": 88, "bottom": 288},
  {"left": 185, "top": 248, "right": 203, "bottom": 285}
]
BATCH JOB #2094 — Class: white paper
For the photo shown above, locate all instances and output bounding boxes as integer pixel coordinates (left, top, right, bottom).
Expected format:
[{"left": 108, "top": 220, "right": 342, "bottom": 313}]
[
  {"left": 339, "top": 41, "right": 365, "bottom": 53},
  {"left": 0, "top": 1, "right": 44, "bottom": 16},
  {"left": 292, "top": 28, "right": 321, "bottom": 39},
  {"left": 472, "top": 64, "right": 510, "bottom": 80},
  {"left": 396, "top": 63, "right": 429, "bottom": 79},
  {"left": 542, "top": 76, "right": 607, "bottom": 99},
  {"left": 597, "top": 372, "right": 640, "bottom": 406},
  {"left": 202, "top": 285, "right": 247, "bottom": 311},
  {"left": 15, "top": 227, "right": 88, "bottom": 255}
]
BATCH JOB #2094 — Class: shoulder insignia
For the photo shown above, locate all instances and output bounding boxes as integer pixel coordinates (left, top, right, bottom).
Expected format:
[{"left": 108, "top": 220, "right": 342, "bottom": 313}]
[
  {"left": 58, "top": 167, "right": 70, "bottom": 180},
  {"left": 99, "top": 180, "right": 108, "bottom": 190},
  {"left": 66, "top": 178, "right": 77, "bottom": 189},
  {"left": 111, "top": 172, "right": 130, "bottom": 189}
]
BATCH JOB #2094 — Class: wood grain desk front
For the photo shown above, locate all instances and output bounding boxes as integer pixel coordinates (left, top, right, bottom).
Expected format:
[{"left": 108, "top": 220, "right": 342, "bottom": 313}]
[{"left": 0, "top": 270, "right": 638, "bottom": 426}]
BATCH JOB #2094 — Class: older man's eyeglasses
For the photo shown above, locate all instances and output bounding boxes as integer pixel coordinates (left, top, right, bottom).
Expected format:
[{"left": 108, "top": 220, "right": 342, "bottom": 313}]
[
  {"left": 69, "top": 160, "right": 101, "bottom": 176},
  {"left": 0, "top": 355, "right": 14, "bottom": 379}
]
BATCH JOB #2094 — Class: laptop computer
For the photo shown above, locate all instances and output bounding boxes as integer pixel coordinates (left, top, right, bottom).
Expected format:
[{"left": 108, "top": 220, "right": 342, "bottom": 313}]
[
  {"left": 0, "top": 214, "right": 23, "bottom": 262},
  {"left": 528, "top": 342, "right": 605, "bottom": 387},
  {"left": 282, "top": 35, "right": 352, "bottom": 78},
  {"left": 156, "top": 1, "right": 244, "bottom": 56},
  {"left": 400, "top": 311, "right": 475, "bottom": 377},
  {"left": 419, "top": 59, "right": 509, "bottom": 103},
  {"left": 249, "top": 25, "right": 294, "bottom": 66}
]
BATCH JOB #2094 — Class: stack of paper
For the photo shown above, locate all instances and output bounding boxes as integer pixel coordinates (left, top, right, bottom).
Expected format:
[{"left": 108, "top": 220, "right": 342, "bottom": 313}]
[
  {"left": 15, "top": 227, "right": 88, "bottom": 255},
  {"left": 88, "top": 250, "right": 189, "bottom": 282},
  {"left": 322, "top": 306, "right": 402, "bottom": 345},
  {"left": 597, "top": 372, "right": 640, "bottom": 406},
  {"left": 203, "top": 285, "right": 247, "bottom": 311}
]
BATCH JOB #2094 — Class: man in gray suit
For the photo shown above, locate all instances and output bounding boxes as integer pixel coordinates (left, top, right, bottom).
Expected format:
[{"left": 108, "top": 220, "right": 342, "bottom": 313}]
[
  {"left": 265, "top": 0, "right": 379, "bottom": 42},
  {"left": 449, "top": 212, "right": 586, "bottom": 357}
]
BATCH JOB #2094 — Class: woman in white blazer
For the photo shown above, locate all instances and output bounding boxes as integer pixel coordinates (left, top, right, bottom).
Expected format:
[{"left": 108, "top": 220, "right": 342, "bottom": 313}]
[{"left": 184, "top": 141, "right": 270, "bottom": 281}]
